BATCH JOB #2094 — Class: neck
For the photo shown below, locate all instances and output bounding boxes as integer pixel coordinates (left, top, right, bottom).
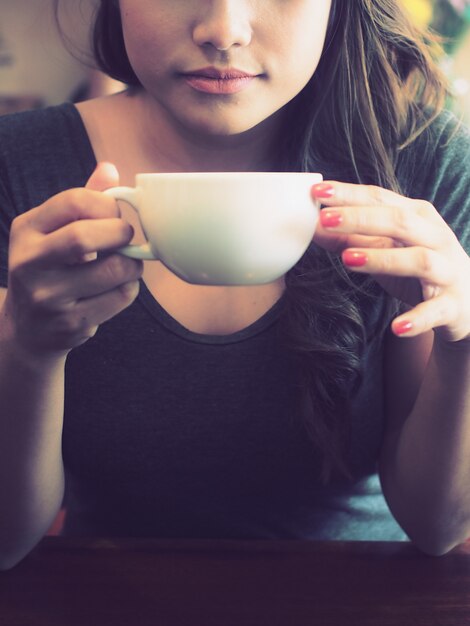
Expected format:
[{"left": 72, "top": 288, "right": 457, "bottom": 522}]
[{"left": 128, "top": 90, "right": 282, "bottom": 173}]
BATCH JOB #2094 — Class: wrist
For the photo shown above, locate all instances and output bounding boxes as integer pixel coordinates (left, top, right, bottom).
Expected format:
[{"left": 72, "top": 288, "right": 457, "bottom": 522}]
[
  {"left": 0, "top": 336, "right": 68, "bottom": 377},
  {"left": 0, "top": 308, "right": 68, "bottom": 374}
]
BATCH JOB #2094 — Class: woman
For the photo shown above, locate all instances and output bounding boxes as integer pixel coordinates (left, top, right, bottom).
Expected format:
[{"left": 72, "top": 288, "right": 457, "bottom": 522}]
[{"left": 0, "top": 0, "right": 469, "bottom": 569}]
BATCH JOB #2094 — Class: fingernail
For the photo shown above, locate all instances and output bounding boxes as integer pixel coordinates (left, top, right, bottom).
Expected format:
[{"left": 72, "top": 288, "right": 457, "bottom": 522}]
[
  {"left": 394, "top": 320, "right": 414, "bottom": 336},
  {"left": 312, "top": 183, "right": 335, "bottom": 199},
  {"left": 342, "top": 250, "right": 368, "bottom": 267},
  {"left": 320, "top": 210, "right": 343, "bottom": 228}
]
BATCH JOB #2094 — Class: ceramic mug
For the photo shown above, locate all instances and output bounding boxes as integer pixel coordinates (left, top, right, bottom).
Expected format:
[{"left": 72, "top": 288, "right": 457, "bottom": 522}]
[{"left": 104, "top": 172, "right": 322, "bottom": 285}]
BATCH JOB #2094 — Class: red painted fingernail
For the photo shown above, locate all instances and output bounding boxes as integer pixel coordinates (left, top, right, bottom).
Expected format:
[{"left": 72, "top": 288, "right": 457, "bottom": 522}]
[
  {"left": 394, "top": 320, "right": 414, "bottom": 336},
  {"left": 342, "top": 250, "right": 368, "bottom": 267},
  {"left": 312, "top": 183, "right": 335, "bottom": 198},
  {"left": 320, "top": 210, "right": 343, "bottom": 228}
]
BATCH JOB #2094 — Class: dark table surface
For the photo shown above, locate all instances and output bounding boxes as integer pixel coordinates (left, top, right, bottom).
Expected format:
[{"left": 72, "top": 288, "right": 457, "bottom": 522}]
[{"left": 1, "top": 537, "right": 470, "bottom": 626}]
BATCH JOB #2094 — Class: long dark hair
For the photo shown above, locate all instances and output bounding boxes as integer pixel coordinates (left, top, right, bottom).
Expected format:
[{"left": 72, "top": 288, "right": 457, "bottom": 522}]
[
  {"left": 63, "top": 0, "right": 449, "bottom": 481},
  {"left": 276, "top": 1, "right": 448, "bottom": 482}
]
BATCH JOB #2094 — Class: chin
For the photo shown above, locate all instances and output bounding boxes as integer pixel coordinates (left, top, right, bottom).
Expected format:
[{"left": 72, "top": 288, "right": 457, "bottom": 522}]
[
  {"left": 185, "top": 106, "right": 280, "bottom": 142},
  {"left": 185, "top": 115, "right": 262, "bottom": 138}
]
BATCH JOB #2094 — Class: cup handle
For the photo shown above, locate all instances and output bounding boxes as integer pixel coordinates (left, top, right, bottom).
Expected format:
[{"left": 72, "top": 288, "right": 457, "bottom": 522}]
[{"left": 103, "top": 186, "right": 158, "bottom": 260}]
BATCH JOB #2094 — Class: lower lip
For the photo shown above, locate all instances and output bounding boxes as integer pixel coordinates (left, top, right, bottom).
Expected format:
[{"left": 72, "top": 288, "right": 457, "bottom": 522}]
[{"left": 183, "top": 75, "right": 256, "bottom": 95}]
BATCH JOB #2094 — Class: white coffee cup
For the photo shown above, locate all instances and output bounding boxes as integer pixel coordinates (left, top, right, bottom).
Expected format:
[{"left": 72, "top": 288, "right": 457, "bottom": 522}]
[{"left": 104, "top": 172, "right": 322, "bottom": 285}]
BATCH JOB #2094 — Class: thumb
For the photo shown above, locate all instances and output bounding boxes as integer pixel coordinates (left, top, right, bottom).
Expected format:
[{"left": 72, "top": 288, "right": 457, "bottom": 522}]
[
  {"left": 79, "top": 162, "right": 121, "bottom": 264},
  {"left": 85, "top": 162, "right": 120, "bottom": 192}
]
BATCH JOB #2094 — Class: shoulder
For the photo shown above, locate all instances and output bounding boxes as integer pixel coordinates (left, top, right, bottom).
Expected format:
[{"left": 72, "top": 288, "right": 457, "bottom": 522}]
[
  {"left": 397, "top": 110, "right": 470, "bottom": 193},
  {"left": 0, "top": 103, "right": 93, "bottom": 168},
  {"left": 0, "top": 103, "right": 96, "bottom": 217},
  {"left": 421, "top": 110, "right": 470, "bottom": 175},
  {"left": 1, "top": 103, "right": 75, "bottom": 148},
  {"left": 421, "top": 108, "right": 470, "bottom": 145},
  {"left": 397, "top": 110, "right": 470, "bottom": 254}
]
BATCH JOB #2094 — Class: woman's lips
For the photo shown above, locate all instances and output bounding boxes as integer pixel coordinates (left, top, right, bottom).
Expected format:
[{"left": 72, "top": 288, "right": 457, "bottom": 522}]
[{"left": 181, "top": 68, "right": 258, "bottom": 95}]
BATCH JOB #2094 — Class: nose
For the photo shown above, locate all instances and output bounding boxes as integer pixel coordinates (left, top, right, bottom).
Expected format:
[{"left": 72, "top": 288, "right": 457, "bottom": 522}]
[{"left": 192, "top": 1, "right": 253, "bottom": 51}]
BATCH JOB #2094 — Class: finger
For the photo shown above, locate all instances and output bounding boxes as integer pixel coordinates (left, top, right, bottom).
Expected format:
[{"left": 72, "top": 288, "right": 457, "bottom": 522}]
[
  {"left": 70, "top": 254, "right": 143, "bottom": 301},
  {"left": 22, "top": 163, "right": 121, "bottom": 234},
  {"left": 318, "top": 204, "right": 444, "bottom": 249},
  {"left": 312, "top": 181, "right": 418, "bottom": 210},
  {"left": 313, "top": 222, "right": 395, "bottom": 254},
  {"left": 341, "top": 246, "right": 454, "bottom": 286},
  {"left": 312, "top": 180, "right": 446, "bottom": 229},
  {"left": 391, "top": 294, "right": 458, "bottom": 338},
  {"left": 77, "top": 279, "right": 141, "bottom": 328},
  {"left": 21, "top": 188, "right": 121, "bottom": 235},
  {"left": 44, "top": 280, "right": 141, "bottom": 351},
  {"left": 36, "top": 218, "right": 134, "bottom": 266},
  {"left": 85, "top": 162, "right": 120, "bottom": 192},
  {"left": 32, "top": 254, "right": 143, "bottom": 305}
]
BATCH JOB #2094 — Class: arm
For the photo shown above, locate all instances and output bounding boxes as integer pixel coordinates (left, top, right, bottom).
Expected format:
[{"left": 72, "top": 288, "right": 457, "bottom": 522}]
[
  {"left": 0, "top": 163, "right": 142, "bottom": 570},
  {"left": 0, "top": 287, "right": 66, "bottom": 569},
  {"left": 380, "top": 330, "right": 470, "bottom": 555},
  {"left": 312, "top": 179, "right": 470, "bottom": 556}
]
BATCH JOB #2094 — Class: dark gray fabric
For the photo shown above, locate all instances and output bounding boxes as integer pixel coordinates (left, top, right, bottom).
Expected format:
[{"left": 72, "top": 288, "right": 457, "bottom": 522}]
[
  {"left": 0, "top": 104, "right": 96, "bottom": 281},
  {"left": 396, "top": 113, "right": 470, "bottom": 251},
  {"left": 0, "top": 103, "right": 469, "bottom": 540}
]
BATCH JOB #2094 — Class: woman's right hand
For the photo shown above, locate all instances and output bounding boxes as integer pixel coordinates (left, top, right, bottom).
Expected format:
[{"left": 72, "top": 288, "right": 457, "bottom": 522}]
[{"left": 3, "top": 162, "right": 143, "bottom": 359}]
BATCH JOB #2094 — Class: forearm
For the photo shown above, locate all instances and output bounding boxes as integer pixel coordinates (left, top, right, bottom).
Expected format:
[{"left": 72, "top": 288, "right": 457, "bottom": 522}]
[
  {"left": 0, "top": 320, "right": 66, "bottom": 570},
  {"left": 380, "top": 337, "right": 470, "bottom": 555}
]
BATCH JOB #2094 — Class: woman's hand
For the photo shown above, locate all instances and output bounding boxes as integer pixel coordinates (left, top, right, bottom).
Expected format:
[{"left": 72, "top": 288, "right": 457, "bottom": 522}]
[
  {"left": 3, "top": 162, "right": 143, "bottom": 358},
  {"left": 311, "top": 181, "right": 470, "bottom": 342}
]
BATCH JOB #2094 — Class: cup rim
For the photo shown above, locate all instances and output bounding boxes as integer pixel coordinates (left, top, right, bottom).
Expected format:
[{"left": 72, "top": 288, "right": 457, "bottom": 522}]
[{"left": 135, "top": 172, "right": 323, "bottom": 181}]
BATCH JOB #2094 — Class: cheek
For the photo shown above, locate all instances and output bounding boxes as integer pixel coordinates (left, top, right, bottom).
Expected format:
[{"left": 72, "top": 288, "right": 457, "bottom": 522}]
[
  {"left": 273, "top": 37, "right": 325, "bottom": 99},
  {"left": 269, "top": 6, "right": 331, "bottom": 86},
  {"left": 123, "top": 36, "right": 169, "bottom": 88},
  {"left": 121, "top": 11, "right": 178, "bottom": 75}
]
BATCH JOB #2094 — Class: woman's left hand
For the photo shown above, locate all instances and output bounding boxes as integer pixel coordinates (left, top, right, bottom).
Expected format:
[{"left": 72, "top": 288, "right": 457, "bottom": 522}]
[{"left": 311, "top": 181, "right": 470, "bottom": 342}]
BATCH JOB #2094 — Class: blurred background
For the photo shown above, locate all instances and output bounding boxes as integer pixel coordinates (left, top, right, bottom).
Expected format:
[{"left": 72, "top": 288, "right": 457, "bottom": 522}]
[
  {"left": 0, "top": 0, "right": 469, "bottom": 119},
  {"left": 0, "top": 0, "right": 123, "bottom": 115},
  {"left": 405, "top": 0, "right": 470, "bottom": 121}
]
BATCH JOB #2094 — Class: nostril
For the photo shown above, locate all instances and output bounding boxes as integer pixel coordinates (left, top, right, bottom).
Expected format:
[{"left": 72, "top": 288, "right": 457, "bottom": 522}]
[{"left": 192, "top": 14, "right": 253, "bottom": 51}]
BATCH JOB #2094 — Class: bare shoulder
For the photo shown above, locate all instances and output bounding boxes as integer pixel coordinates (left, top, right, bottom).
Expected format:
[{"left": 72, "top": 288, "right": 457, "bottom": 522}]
[
  {"left": 382, "top": 329, "right": 434, "bottom": 440},
  {"left": 0, "top": 287, "right": 5, "bottom": 308}
]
